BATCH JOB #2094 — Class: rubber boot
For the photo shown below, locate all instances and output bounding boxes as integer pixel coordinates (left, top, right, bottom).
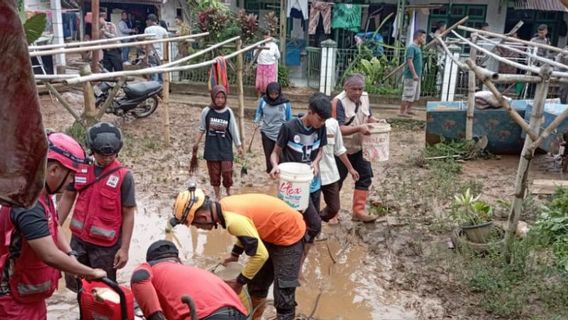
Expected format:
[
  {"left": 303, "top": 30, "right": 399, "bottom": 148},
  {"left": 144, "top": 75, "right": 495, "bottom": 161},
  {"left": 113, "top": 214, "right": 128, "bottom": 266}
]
[
  {"left": 351, "top": 190, "right": 377, "bottom": 223},
  {"left": 251, "top": 296, "right": 267, "bottom": 320}
]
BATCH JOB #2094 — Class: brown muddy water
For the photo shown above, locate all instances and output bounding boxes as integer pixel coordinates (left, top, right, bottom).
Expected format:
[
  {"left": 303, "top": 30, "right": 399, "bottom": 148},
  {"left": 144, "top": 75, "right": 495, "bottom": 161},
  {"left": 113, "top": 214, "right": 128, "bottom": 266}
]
[{"left": 47, "top": 186, "right": 416, "bottom": 320}]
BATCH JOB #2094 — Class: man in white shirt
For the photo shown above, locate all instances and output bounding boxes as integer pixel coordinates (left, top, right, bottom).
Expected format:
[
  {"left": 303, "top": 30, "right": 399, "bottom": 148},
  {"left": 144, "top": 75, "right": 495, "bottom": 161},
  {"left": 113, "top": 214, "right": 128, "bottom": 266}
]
[
  {"left": 117, "top": 11, "right": 135, "bottom": 64},
  {"left": 144, "top": 14, "right": 169, "bottom": 82},
  {"left": 319, "top": 117, "right": 359, "bottom": 224},
  {"left": 255, "top": 30, "right": 281, "bottom": 97}
]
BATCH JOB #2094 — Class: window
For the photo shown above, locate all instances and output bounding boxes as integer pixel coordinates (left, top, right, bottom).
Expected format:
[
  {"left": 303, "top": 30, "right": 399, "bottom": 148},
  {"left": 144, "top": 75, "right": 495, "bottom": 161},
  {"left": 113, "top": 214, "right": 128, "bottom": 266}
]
[{"left": 428, "top": 4, "right": 487, "bottom": 36}]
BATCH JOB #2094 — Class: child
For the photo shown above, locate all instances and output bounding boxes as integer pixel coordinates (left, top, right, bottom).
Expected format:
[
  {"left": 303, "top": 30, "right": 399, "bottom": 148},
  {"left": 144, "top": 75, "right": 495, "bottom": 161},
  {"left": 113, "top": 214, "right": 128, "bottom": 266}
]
[
  {"left": 194, "top": 85, "right": 243, "bottom": 199},
  {"left": 254, "top": 82, "right": 293, "bottom": 173},
  {"left": 320, "top": 116, "right": 360, "bottom": 224},
  {"left": 269, "top": 92, "right": 330, "bottom": 249}
]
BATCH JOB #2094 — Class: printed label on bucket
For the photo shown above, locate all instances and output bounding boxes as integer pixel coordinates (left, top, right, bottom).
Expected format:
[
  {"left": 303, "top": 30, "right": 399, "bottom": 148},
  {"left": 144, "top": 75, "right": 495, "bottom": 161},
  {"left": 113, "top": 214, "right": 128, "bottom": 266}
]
[{"left": 278, "top": 181, "right": 304, "bottom": 210}]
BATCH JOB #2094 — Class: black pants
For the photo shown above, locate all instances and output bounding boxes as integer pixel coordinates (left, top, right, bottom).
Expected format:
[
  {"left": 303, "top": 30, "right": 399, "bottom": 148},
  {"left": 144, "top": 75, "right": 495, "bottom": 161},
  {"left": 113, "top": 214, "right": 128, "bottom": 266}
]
[
  {"left": 203, "top": 307, "right": 247, "bottom": 320},
  {"left": 261, "top": 132, "right": 276, "bottom": 173},
  {"left": 320, "top": 181, "right": 340, "bottom": 222},
  {"left": 65, "top": 235, "right": 120, "bottom": 292},
  {"left": 302, "top": 190, "right": 321, "bottom": 242},
  {"left": 102, "top": 49, "right": 123, "bottom": 72},
  {"left": 247, "top": 241, "right": 303, "bottom": 320},
  {"left": 336, "top": 151, "right": 373, "bottom": 191}
]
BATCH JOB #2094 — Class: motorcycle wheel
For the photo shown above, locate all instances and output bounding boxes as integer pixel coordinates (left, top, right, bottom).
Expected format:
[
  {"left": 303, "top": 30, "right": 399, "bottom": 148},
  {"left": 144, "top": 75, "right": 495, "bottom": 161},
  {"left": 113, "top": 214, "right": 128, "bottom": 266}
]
[{"left": 131, "top": 96, "right": 159, "bottom": 118}]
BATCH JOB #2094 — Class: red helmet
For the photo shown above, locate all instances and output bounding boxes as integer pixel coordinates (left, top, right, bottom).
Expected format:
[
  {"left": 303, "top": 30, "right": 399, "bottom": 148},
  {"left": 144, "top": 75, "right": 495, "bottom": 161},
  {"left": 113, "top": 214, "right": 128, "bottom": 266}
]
[{"left": 47, "top": 132, "right": 86, "bottom": 172}]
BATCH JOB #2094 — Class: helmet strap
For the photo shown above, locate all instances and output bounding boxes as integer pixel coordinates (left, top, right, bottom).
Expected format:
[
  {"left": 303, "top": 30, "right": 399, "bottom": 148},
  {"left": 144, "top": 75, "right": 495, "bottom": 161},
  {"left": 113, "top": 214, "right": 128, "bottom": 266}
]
[{"left": 46, "top": 167, "right": 71, "bottom": 195}]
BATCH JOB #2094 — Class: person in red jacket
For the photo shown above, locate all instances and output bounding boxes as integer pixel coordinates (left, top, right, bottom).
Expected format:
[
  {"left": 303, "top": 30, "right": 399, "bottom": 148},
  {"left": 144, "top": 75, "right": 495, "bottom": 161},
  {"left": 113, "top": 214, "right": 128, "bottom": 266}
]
[
  {"left": 59, "top": 122, "right": 136, "bottom": 290},
  {"left": 131, "top": 240, "right": 248, "bottom": 320},
  {"left": 0, "top": 132, "right": 107, "bottom": 319}
]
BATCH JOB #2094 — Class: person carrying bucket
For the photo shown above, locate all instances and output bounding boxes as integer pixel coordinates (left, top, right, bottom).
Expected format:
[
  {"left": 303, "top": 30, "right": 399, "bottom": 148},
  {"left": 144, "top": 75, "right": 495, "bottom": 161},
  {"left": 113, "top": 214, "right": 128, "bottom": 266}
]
[
  {"left": 268, "top": 92, "right": 330, "bottom": 248},
  {"left": 169, "top": 185, "right": 306, "bottom": 320},
  {"left": 130, "top": 240, "right": 248, "bottom": 320},
  {"left": 331, "top": 74, "right": 382, "bottom": 222}
]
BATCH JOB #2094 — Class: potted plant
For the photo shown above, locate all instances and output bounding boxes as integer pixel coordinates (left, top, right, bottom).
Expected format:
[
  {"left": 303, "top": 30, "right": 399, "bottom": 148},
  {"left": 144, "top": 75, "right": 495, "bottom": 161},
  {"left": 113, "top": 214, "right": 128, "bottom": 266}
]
[{"left": 451, "top": 188, "right": 494, "bottom": 243}]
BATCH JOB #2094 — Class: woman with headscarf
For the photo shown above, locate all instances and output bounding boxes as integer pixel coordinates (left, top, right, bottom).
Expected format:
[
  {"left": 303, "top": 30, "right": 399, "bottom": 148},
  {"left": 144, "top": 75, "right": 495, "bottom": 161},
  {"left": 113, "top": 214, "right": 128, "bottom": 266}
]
[
  {"left": 254, "top": 82, "right": 293, "bottom": 173},
  {"left": 194, "top": 85, "right": 243, "bottom": 199},
  {"left": 254, "top": 30, "right": 281, "bottom": 97}
]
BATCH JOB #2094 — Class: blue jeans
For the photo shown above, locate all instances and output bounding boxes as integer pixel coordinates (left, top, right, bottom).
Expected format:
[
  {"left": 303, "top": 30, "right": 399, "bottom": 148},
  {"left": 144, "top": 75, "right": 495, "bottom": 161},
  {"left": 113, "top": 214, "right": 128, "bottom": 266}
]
[
  {"left": 121, "top": 46, "right": 130, "bottom": 62},
  {"left": 149, "top": 71, "right": 163, "bottom": 83}
]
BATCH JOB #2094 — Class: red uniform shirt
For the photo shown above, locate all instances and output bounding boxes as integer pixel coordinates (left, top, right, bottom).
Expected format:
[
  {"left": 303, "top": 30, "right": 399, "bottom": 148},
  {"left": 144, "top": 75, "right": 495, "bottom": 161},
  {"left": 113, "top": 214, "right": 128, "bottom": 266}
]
[{"left": 131, "top": 261, "right": 247, "bottom": 320}]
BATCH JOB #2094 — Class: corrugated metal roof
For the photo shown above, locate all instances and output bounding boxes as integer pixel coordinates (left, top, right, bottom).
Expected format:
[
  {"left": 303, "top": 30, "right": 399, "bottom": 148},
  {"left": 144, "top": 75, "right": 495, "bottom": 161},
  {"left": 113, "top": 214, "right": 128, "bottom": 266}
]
[{"left": 513, "top": 0, "right": 568, "bottom": 12}]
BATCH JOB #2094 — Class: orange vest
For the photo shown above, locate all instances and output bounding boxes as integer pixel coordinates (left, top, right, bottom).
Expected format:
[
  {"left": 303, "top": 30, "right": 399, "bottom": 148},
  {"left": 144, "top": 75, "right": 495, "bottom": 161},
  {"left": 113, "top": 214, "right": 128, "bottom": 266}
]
[
  {"left": 70, "top": 160, "right": 126, "bottom": 247},
  {"left": 219, "top": 194, "right": 306, "bottom": 245},
  {"left": 0, "top": 193, "right": 60, "bottom": 303}
]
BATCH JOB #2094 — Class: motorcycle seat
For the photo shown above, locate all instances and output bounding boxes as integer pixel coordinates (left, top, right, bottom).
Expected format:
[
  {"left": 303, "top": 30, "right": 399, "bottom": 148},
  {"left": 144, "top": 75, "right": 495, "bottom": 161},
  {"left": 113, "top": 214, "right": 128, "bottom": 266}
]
[{"left": 124, "top": 81, "right": 162, "bottom": 97}]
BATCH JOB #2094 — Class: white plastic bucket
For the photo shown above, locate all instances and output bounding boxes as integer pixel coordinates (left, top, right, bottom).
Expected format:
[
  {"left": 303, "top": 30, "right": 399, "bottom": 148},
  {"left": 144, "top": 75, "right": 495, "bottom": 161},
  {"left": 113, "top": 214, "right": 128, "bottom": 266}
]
[
  {"left": 277, "top": 162, "right": 313, "bottom": 211},
  {"left": 362, "top": 123, "right": 391, "bottom": 162}
]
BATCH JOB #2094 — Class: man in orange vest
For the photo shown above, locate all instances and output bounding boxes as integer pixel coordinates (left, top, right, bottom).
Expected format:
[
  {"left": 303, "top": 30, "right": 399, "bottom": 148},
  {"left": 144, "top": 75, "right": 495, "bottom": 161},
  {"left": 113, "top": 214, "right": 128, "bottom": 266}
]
[
  {"left": 59, "top": 122, "right": 136, "bottom": 289},
  {"left": 131, "top": 240, "right": 248, "bottom": 320},
  {"left": 170, "top": 185, "right": 306, "bottom": 320},
  {"left": 0, "top": 132, "right": 107, "bottom": 319}
]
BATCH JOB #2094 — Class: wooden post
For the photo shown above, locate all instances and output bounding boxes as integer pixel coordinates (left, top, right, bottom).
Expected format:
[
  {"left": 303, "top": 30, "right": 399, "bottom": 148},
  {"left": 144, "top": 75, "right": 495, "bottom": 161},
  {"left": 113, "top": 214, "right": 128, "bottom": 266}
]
[
  {"left": 279, "top": 0, "right": 287, "bottom": 64},
  {"left": 80, "top": 64, "right": 97, "bottom": 124},
  {"left": 162, "top": 38, "right": 171, "bottom": 146},
  {"left": 236, "top": 39, "right": 246, "bottom": 145},
  {"left": 466, "top": 34, "right": 478, "bottom": 140},
  {"left": 505, "top": 65, "right": 552, "bottom": 260},
  {"left": 91, "top": 0, "right": 100, "bottom": 73}
]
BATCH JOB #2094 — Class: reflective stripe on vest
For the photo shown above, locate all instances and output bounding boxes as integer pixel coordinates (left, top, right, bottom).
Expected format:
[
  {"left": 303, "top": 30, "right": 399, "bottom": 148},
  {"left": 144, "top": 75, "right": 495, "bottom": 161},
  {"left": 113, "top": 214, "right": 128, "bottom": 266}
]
[
  {"left": 90, "top": 226, "right": 116, "bottom": 240},
  {"left": 70, "top": 218, "right": 84, "bottom": 231},
  {"left": 17, "top": 280, "right": 52, "bottom": 295}
]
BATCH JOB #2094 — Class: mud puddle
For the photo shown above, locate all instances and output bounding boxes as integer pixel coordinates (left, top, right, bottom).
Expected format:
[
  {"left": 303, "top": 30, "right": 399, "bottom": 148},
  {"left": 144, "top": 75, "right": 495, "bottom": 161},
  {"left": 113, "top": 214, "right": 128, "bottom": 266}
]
[{"left": 48, "top": 191, "right": 415, "bottom": 320}]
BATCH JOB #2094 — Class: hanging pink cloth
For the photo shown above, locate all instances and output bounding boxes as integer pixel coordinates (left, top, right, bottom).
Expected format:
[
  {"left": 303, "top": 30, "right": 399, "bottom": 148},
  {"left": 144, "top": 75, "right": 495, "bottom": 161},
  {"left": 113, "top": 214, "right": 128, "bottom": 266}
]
[{"left": 308, "top": 1, "right": 332, "bottom": 35}]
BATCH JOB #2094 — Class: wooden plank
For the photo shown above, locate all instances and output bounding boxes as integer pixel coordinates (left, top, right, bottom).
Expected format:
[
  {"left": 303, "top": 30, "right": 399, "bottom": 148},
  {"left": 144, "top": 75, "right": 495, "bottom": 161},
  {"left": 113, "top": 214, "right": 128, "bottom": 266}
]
[{"left": 531, "top": 179, "right": 568, "bottom": 194}]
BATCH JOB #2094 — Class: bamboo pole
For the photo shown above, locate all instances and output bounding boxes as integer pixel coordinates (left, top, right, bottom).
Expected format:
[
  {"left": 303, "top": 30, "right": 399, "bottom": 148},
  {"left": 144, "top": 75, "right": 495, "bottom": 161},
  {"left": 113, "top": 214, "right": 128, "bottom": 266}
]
[
  {"left": 236, "top": 39, "right": 245, "bottom": 145},
  {"left": 477, "top": 20, "right": 524, "bottom": 66},
  {"left": 29, "top": 34, "right": 154, "bottom": 50},
  {"left": 530, "top": 107, "right": 568, "bottom": 150},
  {"left": 45, "top": 82, "right": 85, "bottom": 126},
  {"left": 29, "top": 33, "right": 208, "bottom": 57},
  {"left": 160, "top": 36, "right": 240, "bottom": 68},
  {"left": 384, "top": 16, "right": 469, "bottom": 80},
  {"left": 80, "top": 64, "right": 97, "bottom": 123},
  {"left": 66, "top": 38, "right": 272, "bottom": 84},
  {"left": 465, "top": 59, "right": 538, "bottom": 141},
  {"left": 476, "top": 34, "right": 568, "bottom": 71},
  {"left": 162, "top": 37, "right": 171, "bottom": 146},
  {"left": 466, "top": 34, "right": 478, "bottom": 140},
  {"left": 94, "top": 77, "right": 125, "bottom": 121},
  {"left": 458, "top": 25, "right": 568, "bottom": 56},
  {"left": 91, "top": 0, "right": 100, "bottom": 73},
  {"left": 505, "top": 65, "right": 552, "bottom": 260}
]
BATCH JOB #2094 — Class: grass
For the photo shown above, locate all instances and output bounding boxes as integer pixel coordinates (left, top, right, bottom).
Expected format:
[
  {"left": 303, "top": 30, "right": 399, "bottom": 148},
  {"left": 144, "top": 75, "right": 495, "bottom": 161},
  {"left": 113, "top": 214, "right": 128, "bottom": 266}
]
[{"left": 452, "top": 238, "right": 568, "bottom": 319}]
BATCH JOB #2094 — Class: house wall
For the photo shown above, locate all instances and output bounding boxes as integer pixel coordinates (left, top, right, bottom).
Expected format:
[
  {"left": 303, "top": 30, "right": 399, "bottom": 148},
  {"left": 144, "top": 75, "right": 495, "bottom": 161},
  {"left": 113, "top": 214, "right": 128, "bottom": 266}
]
[
  {"left": 25, "top": 0, "right": 50, "bottom": 10},
  {"left": 160, "top": 0, "right": 179, "bottom": 29}
]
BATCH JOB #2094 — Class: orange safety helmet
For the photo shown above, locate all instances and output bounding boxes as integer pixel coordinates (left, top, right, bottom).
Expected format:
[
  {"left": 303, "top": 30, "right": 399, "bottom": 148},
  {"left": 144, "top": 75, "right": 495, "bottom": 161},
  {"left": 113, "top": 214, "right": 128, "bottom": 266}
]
[{"left": 172, "top": 184, "right": 207, "bottom": 226}]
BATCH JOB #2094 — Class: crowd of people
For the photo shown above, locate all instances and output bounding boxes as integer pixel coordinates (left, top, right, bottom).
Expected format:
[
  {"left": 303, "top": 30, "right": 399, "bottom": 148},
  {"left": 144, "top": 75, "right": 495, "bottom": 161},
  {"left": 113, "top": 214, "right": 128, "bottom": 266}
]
[{"left": 0, "top": 71, "right": 383, "bottom": 319}]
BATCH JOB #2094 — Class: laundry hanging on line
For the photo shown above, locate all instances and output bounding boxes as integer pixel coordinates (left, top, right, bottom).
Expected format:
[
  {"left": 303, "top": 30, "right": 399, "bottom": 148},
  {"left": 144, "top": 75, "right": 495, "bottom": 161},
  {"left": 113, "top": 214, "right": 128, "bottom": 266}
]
[
  {"left": 331, "top": 4, "right": 362, "bottom": 33},
  {"left": 208, "top": 57, "right": 229, "bottom": 94},
  {"left": 308, "top": 1, "right": 332, "bottom": 35},
  {"left": 287, "top": 0, "right": 308, "bottom": 20}
]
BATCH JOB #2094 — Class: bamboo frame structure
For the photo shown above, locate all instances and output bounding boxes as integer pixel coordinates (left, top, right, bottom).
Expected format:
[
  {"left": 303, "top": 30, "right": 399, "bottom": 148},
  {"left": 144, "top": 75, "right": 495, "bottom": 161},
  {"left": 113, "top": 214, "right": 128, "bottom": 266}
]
[
  {"left": 436, "top": 26, "right": 568, "bottom": 260},
  {"left": 383, "top": 16, "right": 469, "bottom": 80},
  {"left": 29, "top": 33, "right": 154, "bottom": 50},
  {"left": 65, "top": 38, "right": 272, "bottom": 84},
  {"left": 29, "top": 32, "right": 209, "bottom": 57}
]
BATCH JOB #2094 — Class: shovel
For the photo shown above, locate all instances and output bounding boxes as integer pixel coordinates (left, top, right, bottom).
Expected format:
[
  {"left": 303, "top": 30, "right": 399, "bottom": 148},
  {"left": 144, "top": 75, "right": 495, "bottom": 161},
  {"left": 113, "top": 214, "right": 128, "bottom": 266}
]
[
  {"left": 240, "top": 157, "right": 248, "bottom": 178},
  {"left": 189, "top": 145, "right": 198, "bottom": 174}
]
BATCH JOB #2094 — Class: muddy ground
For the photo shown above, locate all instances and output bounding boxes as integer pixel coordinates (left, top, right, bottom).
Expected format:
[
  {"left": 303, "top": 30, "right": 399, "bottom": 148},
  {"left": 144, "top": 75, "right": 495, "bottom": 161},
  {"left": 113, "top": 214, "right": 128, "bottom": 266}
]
[{"left": 40, "top": 90, "right": 562, "bottom": 320}]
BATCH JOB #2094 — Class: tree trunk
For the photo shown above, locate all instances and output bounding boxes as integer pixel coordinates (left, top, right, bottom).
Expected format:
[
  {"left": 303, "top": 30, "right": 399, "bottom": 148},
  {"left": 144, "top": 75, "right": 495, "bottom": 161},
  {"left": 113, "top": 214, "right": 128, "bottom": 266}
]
[
  {"left": 91, "top": 0, "right": 100, "bottom": 73},
  {"left": 162, "top": 39, "right": 171, "bottom": 146},
  {"left": 80, "top": 64, "right": 97, "bottom": 124}
]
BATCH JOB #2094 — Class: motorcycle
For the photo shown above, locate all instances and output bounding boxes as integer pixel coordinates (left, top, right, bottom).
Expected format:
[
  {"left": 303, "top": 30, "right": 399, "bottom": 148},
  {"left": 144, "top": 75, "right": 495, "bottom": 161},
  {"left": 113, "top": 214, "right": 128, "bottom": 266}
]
[{"left": 94, "top": 80, "right": 162, "bottom": 119}]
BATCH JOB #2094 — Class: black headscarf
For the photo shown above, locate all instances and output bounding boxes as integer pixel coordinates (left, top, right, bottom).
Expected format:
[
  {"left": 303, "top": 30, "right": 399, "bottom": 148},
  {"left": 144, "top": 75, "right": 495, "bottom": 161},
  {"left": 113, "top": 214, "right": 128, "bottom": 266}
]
[{"left": 262, "top": 82, "right": 289, "bottom": 106}]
